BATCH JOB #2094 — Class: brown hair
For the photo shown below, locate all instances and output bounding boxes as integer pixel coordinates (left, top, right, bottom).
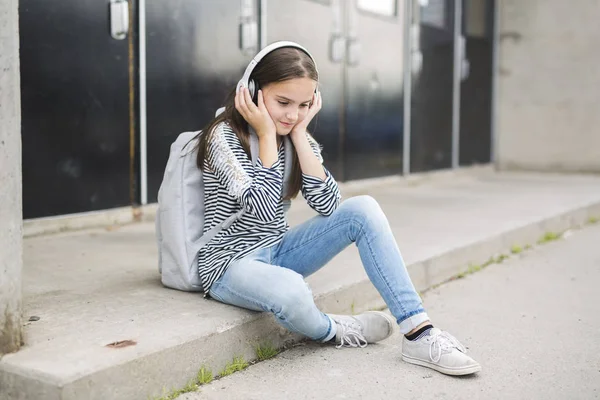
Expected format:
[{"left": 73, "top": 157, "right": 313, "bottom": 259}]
[{"left": 195, "top": 47, "right": 318, "bottom": 200}]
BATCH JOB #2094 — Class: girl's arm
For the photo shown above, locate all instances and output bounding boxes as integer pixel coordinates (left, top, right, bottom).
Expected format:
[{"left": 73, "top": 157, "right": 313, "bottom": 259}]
[
  {"left": 206, "top": 123, "right": 282, "bottom": 223},
  {"left": 292, "top": 130, "right": 327, "bottom": 180},
  {"left": 291, "top": 130, "right": 341, "bottom": 216}
]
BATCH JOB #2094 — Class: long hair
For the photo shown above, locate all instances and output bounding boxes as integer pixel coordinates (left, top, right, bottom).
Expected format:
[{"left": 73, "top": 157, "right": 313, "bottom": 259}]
[{"left": 196, "top": 47, "right": 318, "bottom": 200}]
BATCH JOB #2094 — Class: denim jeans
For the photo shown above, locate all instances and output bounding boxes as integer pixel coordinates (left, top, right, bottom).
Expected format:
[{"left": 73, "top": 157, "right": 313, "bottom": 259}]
[{"left": 208, "top": 195, "right": 429, "bottom": 341}]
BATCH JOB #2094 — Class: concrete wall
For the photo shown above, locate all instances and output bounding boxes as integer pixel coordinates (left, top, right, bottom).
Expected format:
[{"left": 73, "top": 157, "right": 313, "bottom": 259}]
[
  {"left": 0, "top": 0, "right": 23, "bottom": 355},
  {"left": 496, "top": 0, "right": 600, "bottom": 173}
]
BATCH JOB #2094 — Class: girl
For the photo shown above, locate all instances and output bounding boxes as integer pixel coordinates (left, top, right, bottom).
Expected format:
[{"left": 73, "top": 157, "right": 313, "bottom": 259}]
[{"left": 194, "top": 42, "right": 480, "bottom": 376}]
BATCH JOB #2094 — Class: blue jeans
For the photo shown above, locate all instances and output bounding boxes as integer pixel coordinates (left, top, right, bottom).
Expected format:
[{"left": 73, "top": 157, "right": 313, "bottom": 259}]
[{"left": 208, "top": 195, "right": 429, "bottom": 341}]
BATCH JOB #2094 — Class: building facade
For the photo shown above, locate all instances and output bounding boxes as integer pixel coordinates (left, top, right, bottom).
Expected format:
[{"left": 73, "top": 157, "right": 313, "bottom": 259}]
[{"left": 18, "top": 0, "right": 495, "bottom": 219}]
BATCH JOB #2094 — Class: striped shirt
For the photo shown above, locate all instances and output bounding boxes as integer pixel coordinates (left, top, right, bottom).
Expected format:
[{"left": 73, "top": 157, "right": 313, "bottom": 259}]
[{"left": 198, "top": 122, "right": 341, "bottom": 293}]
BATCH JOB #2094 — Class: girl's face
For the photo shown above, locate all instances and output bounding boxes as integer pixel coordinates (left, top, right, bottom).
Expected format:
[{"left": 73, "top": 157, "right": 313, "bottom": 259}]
[{"left": 261, "top": 77, "right": 317, "bottom": 135}]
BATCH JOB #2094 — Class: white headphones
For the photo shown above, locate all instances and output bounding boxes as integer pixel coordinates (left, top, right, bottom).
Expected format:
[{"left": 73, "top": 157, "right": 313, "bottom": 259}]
[{"left": 236, "top": 41, "right": 319, "bottom": 99}]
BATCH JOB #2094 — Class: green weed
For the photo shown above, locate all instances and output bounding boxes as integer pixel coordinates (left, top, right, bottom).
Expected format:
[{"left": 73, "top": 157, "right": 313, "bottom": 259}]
[
  {"left": 510, "top": 245, "right": 523, "bottom": 254},
  {"left": 197, "top": 366, "right": 213, "bottom": 385},
  {"left": 537, "top": 231, "right": 560, "bottom": 244},
  {"left": 255, "top": 342, "right": 279, "bottom": 361},
  {"left": 219, "top": 356, "right": 249, "bottom": 377}
]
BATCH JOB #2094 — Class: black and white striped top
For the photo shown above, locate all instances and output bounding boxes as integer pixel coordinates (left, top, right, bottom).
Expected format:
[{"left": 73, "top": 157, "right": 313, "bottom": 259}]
[{"left": 198, "top": 122, "right": 341, "bottom": 293}]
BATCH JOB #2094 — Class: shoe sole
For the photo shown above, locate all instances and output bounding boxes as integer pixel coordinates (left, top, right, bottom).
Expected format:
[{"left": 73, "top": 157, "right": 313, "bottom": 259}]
[{"left": 401, "top": 354, "right": 482, "bottom": 376}]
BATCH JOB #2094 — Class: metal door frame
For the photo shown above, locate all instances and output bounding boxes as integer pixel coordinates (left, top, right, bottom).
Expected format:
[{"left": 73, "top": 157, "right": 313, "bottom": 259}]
[
  {"left": 402, "top": 0, "right": 412, "bottom": 175},
  {"left": 490, "top": 0, "right": 498, "bottom": 164},
  {"left": 451, "top": 0, "right": 462, "bottom": 169}
]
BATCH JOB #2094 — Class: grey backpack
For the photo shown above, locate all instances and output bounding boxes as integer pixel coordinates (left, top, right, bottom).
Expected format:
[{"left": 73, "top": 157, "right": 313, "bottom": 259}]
[{"left": 155, "top": 120, "right": 293, "bottom": 292}]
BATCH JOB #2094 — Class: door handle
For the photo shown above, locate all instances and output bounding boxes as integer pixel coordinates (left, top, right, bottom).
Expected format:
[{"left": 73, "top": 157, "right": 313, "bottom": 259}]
[
  {"left": 345, "top": 0, "right": 360, "bottom": 66},
  {"left": 110, "top": 0, "right": 129, "bottom": 40},
  {"left": 461, "top": 58, "right": 471, "bottom": 81},
  {"left": 239, "top": 21, "right": 258, "bottom": 54},
  {"left": 459, "top": 35, "right": 470, "bottom": 80},
  {"left": 410, "top": 23, "right": 422, "bottom": 75},
  {"left": 411, "top": 50, "right": 423, "bottom": 75},
  {"left": 346, "top": 37, "right": 361, "bottom": 66},
  {"left": 329, "top": 0, "right": 344, "bottom": 63},
  {"left": 239, "top": 0, "right": 258, "bottom": 55},
  {"left": 329, "top": 34, "right": 345, "bottom": 63}
]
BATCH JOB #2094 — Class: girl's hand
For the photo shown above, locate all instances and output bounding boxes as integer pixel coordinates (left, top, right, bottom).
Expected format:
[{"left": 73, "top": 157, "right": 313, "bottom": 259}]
[
  {"left": 291, "top": 91, "right": 322, "bottom": 137},
  {"left": 234, "top": 87, "right": 276, "bottom": 139}
]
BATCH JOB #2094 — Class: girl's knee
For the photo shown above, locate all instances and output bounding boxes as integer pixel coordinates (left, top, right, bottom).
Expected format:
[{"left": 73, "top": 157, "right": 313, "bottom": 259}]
[{"left": 341, "top": 195, "right": 387, "bottom": 227}]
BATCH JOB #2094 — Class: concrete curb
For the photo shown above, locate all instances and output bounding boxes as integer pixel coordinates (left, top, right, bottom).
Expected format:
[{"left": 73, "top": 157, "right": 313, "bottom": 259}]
[
  {"left": 22, "top": 204, "right": 158, "bottom": 238},
  {"left": 43, "top": 199, "right": 597, "bottom": 400}
]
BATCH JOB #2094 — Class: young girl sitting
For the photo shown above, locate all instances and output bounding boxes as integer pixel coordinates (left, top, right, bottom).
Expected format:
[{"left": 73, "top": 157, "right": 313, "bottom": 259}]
[{"left": 193, "top": 41, "right": 480, "bottom": 376}]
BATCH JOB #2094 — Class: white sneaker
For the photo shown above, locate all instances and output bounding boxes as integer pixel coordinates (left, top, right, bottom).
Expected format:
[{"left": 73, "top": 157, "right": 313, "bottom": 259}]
[
  {"left": 401, "top": 328, "right": 481, "bottom": 375},
  {"left": 329, "top": 311, "right": 396, "bottom": 348}
]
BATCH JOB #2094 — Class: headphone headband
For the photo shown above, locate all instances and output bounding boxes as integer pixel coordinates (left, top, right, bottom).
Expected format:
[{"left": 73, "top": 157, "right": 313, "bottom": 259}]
[{"left": 236, "top": 41, "right": 318, "bottom": 95}]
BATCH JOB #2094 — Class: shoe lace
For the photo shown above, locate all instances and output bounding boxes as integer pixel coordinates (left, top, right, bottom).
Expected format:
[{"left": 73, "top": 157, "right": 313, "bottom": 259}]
[
  {"left": 336, "top": 320, "right": 368, "bottom": 349},
  {"left": 429, "top": 331, "right": 466, "bottom": 363}
]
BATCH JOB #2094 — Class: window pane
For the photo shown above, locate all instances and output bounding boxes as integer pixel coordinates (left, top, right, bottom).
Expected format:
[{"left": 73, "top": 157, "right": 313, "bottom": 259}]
[
  {"left": 356, "top": 0, "right": 396, "bottom": 17},
  {"left": 420, "top": 0, "right": 447, "bottom": 29}
]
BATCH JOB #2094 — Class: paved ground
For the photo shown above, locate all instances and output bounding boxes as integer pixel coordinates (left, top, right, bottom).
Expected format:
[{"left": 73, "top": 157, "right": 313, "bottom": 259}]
[
  {"left": 183, "top": 223, "right": 600, "bottom": 400},
  {"left": 4, "top": 170, "right": 600, "bottom": 399}
]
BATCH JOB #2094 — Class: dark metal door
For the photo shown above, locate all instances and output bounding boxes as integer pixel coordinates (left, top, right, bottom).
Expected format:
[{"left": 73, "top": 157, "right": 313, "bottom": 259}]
[
  {"left": 145, "top": 0, "right": 260, "bottom": 202},
  {"left": 409, "top": 0, "right": 455, "bottom": 172},
  {"left": 265, "top": 0, "right": 344, "bottom": 179},
  {"left": 344, "top": 0, "right": 406, "bottom": 181},
  {"left": 459, "top": 0, "right": 493, "bottom": 166},
  {"left": 20, "top": 0, "right": 133, "bottom": 218},
  {"left": 266, "top": 0, "right": 406, "bottom": 181}
]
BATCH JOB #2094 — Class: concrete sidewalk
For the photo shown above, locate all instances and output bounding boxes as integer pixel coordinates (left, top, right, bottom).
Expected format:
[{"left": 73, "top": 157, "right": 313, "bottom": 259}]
[
  {"left": 186, "top": 222, "right": 600, "bottom": 400},
  {"left": 1, "top": 169, "right": 600, "bottom": 399}
]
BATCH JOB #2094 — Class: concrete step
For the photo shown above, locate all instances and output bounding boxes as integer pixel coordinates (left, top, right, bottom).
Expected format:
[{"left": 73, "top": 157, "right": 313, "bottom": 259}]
[{"left": 2, "top": 170, "right": 600, "bottom": 400}]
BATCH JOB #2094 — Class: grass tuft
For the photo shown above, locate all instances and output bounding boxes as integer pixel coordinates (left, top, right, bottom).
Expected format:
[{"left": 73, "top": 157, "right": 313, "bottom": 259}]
[
  {"left": 150, "top": 365, "right": 213, "bottom": 400},
  {"left": 537, "top": 231, "right": 560, "bottom": 244},
  {"left": 468, "top": 264, "right": 482, "bottom": 274},
  {"left": 197, "top": 366, "right": 213, "bottom": 385},
  {"left": 219, "top": 356, "right": 249, "bottom": 377},
  {"left": 482, "top": 257, "right": 495, "bottom": 268},
  {"left": 255, "top": 342, "right": 279, "bottom": 361},
  {"left": 152, "top": 380, "right": 198, "bottom": 400},
  {"left": 510, "top": 245, "right": 523, "bottom": 254}
]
